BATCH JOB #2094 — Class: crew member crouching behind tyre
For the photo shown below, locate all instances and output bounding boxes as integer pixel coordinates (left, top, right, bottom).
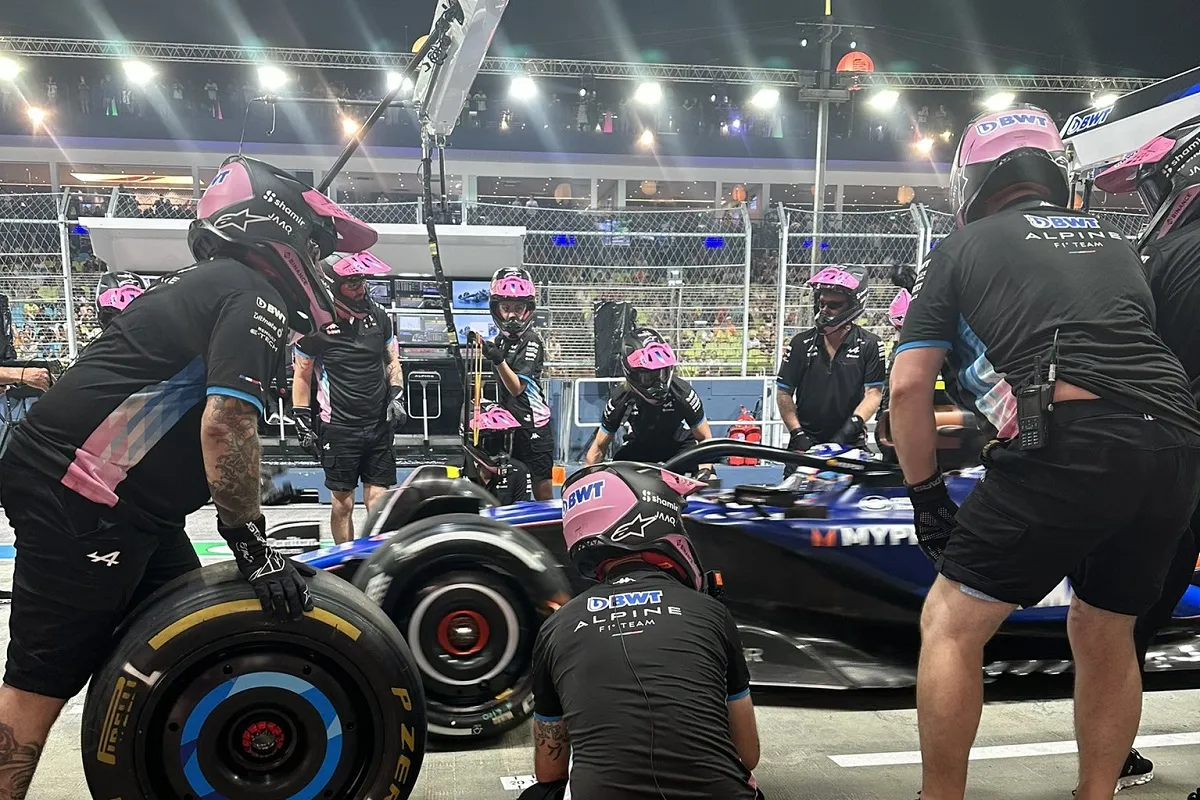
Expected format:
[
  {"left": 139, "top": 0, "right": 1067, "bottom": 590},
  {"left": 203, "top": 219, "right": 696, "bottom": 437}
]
[
  {"left": 0, "top": 155, "right": 353, "bottom": 794},
  {"left": 523, "top": 463, "right": 761, "bottom": 800},
  {"left": 481, "top": 267, "right": 554, "bottom": 500},
  {"left": 776, "top": 266, "right": 885, "bottom": 469},
  {"left": 583, "top": 327, "right": 714, "bottom": 473},
  {"left": 292, "top": 252, "right": 406, "bottom": 544},
  {"left": 464, "top": 401, "right": 534, "bottom": 504}
]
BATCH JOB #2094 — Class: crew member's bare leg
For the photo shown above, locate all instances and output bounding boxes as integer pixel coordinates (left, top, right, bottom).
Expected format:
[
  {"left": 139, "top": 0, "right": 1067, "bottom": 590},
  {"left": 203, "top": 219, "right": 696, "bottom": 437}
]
[
  {"left": 330, "top": 489, "right": 356, "bottom": 544},
  {"left": 363, "top": 483, "right": 388, "bottom": 512},
  {"left": 0, "top": 685, "right": 67, "bottom": 799}
]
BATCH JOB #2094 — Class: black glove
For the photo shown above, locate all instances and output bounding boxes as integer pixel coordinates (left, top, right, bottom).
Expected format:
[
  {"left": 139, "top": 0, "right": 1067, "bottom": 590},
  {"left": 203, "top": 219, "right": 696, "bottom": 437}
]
[
  {"left": 906, "top": 472, "right": 959, "bottom": 563},
  {"left": 292, "top": 406, "right": 321, "bottom": 458},
  {"left": 482, "top": 339, "right": 506, "bottom": 366},
  {"left": 833, "top": 414, "right": 866, "bottom": 445},
  {"left": 219, "top": 515, "right": 316, "bottom": 621},
  {"left": 695, "top": 466, "right": 718, "bottom": 486},
  {"left": 386, "top": 385, "right": 408, "bottom": 427},
  {"left": 787, "top": 427, "right": 813, "bottom": 452}
]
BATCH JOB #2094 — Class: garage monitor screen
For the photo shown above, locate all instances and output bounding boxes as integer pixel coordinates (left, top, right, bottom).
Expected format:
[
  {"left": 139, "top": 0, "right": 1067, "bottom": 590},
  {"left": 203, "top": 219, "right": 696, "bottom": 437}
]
[{"left": 452, "top": 280, "right": 492, "bottom": 311}]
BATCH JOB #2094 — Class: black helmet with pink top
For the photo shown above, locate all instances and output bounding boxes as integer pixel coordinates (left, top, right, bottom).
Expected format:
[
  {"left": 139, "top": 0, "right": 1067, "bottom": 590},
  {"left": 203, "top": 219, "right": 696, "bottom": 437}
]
[
  {"left": 187, "top": 155, "right": 378, "bottom": 335},
  {"left": 620, "top": 327, "right": 678, "bottom": 404},
  {"left": 807, "top": 266, "right": 868, "bottom": 334},
  {"left": 1094, "top": 117, "right": 1200, "bottom": 247},
  {"left": 95, "top": 271, "right": 148, "bottom": 328},
  {"left": 324, "top": 251, "right": 392, "bottom": 320},
  {"left": 562, "top": 462, "right": 710, "bottom": 591},
  {"left": 464, "top": 402, "right": 522, "bottom": 477},
  {"left": 488, "top": 267, "right": 536, "bottom": 338}
]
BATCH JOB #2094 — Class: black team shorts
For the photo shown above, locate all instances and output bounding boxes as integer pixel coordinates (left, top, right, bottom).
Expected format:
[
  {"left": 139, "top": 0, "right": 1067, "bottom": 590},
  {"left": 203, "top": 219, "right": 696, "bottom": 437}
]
[
  {"left": 320, "top": 421, "right": 397, "bottom": 492},
  {"left": 941, "top": 400, "right": 1200, "bottom": 616},
  {"left": 511, "top": 425, "right": 554, "bottom": 483}
]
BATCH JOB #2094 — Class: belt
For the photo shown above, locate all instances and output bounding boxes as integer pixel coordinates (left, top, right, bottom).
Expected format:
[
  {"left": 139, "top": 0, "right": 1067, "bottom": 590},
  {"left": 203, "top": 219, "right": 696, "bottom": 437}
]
[{"left": 1049, "top": 398, "right": 1143, "bottom": 425}]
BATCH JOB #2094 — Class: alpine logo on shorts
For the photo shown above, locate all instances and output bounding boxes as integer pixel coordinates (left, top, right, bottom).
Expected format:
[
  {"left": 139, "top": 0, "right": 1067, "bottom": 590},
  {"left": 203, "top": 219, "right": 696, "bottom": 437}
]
[{"left": 88, "top": 550, "right": 121, "bottom": 567}]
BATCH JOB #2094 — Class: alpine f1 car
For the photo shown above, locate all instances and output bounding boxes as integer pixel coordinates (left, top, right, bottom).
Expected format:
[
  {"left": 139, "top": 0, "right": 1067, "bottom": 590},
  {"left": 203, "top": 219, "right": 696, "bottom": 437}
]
[{"left": 293, "top": 439, "right": 1200, "bottom": 743}]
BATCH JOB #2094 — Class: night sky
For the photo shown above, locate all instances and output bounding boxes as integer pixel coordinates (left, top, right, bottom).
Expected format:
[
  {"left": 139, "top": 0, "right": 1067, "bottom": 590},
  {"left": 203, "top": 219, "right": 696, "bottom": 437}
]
[{"left": 3, "top": 0, "right": 1196, "bottom": 78}]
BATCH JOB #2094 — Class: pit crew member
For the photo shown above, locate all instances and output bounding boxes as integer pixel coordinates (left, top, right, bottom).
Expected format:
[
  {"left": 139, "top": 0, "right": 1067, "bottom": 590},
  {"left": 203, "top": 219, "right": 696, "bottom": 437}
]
[
  {"left": 525, "top": 462, "right": 761, "bottom": 800},
  {"left": 480, "top": 267, "right": 554, "bottom": 500},
  {"left": 776, "top": 266, "right": 885, "bottom": 458},
  {"left": 95, "top": 271, "right": 149, "bottom": 332},
  {"left": 583, "top": 327, "right": 714, "bottom": 472},
  {"left": 292, "top": 252, "right": 406, "bottom": 544},
  {"left": 464, "top": 401, "right": 533, "bottom": 505},
  {"left": 888, "top": 105, "right": 1200, "bottom": 800},
  {"left": 1095, "top": 117, "right": 1200, "bottom": 791},
  {"left": 0, "top": 155, "right": 376, "bottom": 795}
]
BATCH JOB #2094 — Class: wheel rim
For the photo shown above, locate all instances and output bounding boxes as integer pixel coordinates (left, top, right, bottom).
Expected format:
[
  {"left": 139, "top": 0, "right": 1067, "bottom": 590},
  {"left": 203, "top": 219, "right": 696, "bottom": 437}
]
[
  {"left": 139, "top": 639, "right": 381, "bottom": 800},
  {"left": 407, "top": 582, "right": 522, "bottom": 700}
]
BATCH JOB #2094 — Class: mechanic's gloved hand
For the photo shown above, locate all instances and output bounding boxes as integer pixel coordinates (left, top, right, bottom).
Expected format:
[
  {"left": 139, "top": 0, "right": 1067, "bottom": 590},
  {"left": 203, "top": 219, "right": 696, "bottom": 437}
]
[
  {"left": 219, "top": 515, "right": 316, "bottom": 621},
  {"left": 386, "top": 385, "right": 408, "bottom": 427},
  {"left": 906, "top": 472, "right": 959, "bottom": 563},
  {"left": 787, "top": 427, "right": 813, "bottom": 452},
  {"left": 833, "top": 414, "right": 865, "bottom": 445},
  {"left": 695, "top": 466, "right": 717, "bottom": 485},
  {"left": 292, "top": 406, "right": 321, "bottom": 458},
  {"left": 482, "top": 339, "right": 506, "bottom": 366}
]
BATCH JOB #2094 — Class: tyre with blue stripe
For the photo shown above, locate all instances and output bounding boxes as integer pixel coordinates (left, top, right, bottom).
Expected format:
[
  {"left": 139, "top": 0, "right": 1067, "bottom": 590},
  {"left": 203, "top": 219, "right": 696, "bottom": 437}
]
[{"left": 80, "top": 561, "right": 427, "bottom": 799}]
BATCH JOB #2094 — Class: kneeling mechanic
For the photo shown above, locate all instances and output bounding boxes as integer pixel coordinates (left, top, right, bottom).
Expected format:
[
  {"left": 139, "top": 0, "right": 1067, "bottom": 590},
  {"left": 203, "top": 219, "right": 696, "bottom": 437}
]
[{"left": 522, "top": 462, "right": 761, "bottom": 800}]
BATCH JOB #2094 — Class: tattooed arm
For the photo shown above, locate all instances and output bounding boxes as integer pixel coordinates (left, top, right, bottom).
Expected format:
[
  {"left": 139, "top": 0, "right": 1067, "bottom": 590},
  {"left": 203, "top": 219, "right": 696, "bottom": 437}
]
[
  {"left": 533, "top": 717, "right": 570, "bottom": 783},
  {"left": 386, "top": 336, "right": 403, "bottom": 388},
  {"left": 201, "top": 395, "right": 263, "bottom": 527},
  {"left": 0, "top": 720, "right": 43, "bottom": 800}
]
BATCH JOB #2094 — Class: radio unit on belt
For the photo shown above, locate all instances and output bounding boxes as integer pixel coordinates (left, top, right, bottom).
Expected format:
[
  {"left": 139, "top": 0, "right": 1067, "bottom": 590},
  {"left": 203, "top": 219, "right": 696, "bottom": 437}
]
[{"left": 1016, "top": 331, "right": 1059, "bottom": 451}]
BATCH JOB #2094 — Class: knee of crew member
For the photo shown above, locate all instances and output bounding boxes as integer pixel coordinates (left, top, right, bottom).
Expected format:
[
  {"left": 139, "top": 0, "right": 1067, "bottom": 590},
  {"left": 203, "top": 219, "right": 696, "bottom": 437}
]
[
  {"left": 331, "top": 491, "right": 355, "bottom": 514},
  {"left": 1067, "top": 595, "right": 1136, "bottom": 651}
]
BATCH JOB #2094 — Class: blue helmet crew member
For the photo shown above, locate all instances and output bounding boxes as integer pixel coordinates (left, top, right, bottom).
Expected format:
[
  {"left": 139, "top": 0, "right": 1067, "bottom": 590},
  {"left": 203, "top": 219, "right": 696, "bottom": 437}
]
[
  {"left": 525, "top": 462, "right": 762, "bottom": 800},
  {"left": 775, "top": 265, "right": 886, "bottom": 467},
  {"left": 479, "top": 267, "right": 555, "bottom": 501},
  {"left": 1094, "top": 115, "right": 1200, "bottom": 791},
  {"left": 888, "top": 105, "right": 1200, "bottom": 800},
  {"left": 583, "top": 327, "right": 714, "bottom": 472},
  {"left": 292, "top": 251, "right": 406, "bottom": 544},
  {"left": 0, "top": 155, "right": 380, "bottom": 794}
]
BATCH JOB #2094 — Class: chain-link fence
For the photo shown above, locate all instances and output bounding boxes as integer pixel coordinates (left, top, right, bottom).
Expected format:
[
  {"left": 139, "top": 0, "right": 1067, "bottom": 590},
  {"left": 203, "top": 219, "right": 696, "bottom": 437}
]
[
  {"left": 0, "top": 193, "right": 72, "bottom": 361},
  {"left": 465, "top": 203, "right": 752, "bottom": 378}
]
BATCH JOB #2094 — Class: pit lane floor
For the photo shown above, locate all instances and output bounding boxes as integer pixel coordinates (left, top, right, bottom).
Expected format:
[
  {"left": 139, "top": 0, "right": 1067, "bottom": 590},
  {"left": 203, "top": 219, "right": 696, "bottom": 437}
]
[{"left": 3, "top": 507, "right": 1198, "bottom": 800}]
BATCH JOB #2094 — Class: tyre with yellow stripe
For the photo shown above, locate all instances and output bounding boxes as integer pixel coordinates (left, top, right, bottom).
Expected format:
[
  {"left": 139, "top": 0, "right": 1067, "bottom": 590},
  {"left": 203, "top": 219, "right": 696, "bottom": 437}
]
[{"left": 81, "top": 561, "right": 427, "bottom": 799}]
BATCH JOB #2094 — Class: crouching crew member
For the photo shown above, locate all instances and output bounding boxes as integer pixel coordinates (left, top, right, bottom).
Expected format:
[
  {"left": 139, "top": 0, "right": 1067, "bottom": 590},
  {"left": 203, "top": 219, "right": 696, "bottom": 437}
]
[
  {"left": 584, "top": 327, "right": 713, "bottom": 469},
  {"left": 292, "top": 252, "right": 406, "bottom": 544},
  {"left": 523, "top": 462, "right": 761, "bottom": 800},
  {"left": 776, "top": 265, "right": 885, "bottom": 460}
]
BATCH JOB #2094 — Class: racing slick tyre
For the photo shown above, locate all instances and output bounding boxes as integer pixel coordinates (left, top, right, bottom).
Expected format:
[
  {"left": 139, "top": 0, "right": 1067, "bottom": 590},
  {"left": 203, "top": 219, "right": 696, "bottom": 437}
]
[
  {"left": 81, "top": 561, "right": 427, "bottom": 800},
  {"left": 353, "top": 513, "right": 572, "bottom": 744}
]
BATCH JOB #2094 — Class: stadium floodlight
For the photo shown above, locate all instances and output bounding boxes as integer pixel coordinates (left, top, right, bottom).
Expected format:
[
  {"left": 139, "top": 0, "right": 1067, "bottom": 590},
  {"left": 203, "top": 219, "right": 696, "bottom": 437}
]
[
  {"left": 635, "top": 82, "right": 663, "bottom": 105},
  {"left": 849, "top": 40, "right": 857, "bottom": 49},
  {"left": 509, "top": 76, "right": 537, "bottom": 101},
  {"left": 940, "top": 129, "right": 953, "bottom": 142},
  {"left": 0, "top": 57, "right": 22, "bottom": 83},
  {"left": 341, "top": 117, "right": 360, "bottom": 135},
  {"left": 800, "top": 38, "right": 808, "bottom": 47},
  {"left": 579, "top": 87, "right": 587, "bottom": 98},
  {"left": 983, "top": 91, "right": 1016, "bottom": 112},
  {"left": 27, "top": 107, "right": 46, "bottom": 126},
  {"left": 868, "top": 90, "right": 900, "bottom": 111},
  {"left": 122, "top": 60, "right": 155, "bottom": 86},
  {"left": 914, "top": 137, "right": 935, "bottom": 155},
  {"left": 412, "top": 0, "right": 511, "bottom": 137},
  {"left": 386, "top": 71, "right": 414, "bottom": 93},
  {"left": 257, "top": 65, "right": 289, "bottom": 91},
  {"left": 751, "top": 88, "right": 780, "bottom": 110},
  {"left": 1093, "top": 92, "right": 1120, "bottom": 109},
  {"left": 638, "top": 129, "right": 655, "bottom": 147}
]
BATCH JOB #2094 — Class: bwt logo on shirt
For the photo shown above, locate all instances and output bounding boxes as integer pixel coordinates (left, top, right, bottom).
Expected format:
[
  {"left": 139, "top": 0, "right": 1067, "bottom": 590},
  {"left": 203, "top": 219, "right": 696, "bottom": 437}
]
[
  {"left": 975, "top": 112, "right": 1049, "bottom": 136},
  {"left": 1024, "top": 214, "right": 1100, "bottom": 230},
  {"left": 587, "top": 590, "right": 663, "bottom": 612},
  {"left": 565, "top": 482, "right": 603, "bottom": 509}
]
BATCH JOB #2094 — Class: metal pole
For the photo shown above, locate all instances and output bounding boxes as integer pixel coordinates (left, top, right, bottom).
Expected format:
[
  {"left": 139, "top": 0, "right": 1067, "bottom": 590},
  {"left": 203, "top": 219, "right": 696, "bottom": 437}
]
[
  {"left": 740, "top": 202, "right": 752, "bottom": 376},
  {"left": 775, "top": 202, "right": 789, "bottom": 373},
  {"left": 58, "top": 189, "right": 78, "bottom": 360},
  {"left": 811, "top": 31, "right": 832, "bottom": 275}
]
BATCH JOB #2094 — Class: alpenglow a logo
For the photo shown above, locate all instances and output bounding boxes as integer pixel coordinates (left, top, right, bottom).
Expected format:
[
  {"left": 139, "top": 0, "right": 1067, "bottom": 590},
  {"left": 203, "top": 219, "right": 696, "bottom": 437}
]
[
  {"left": 975, "top": 113, "right": 1050, "bottom": 136},
  {"left": 1025, "top": 214, "right": 1101, "bottom": 230},
  {"left": 565, "top": 482, "right": 603, "bottom": 510},
  {"left": 587, "top": 590, "right": 663, "bottom": 612},
  {"left": 1063, "top": 107, "right": 1113, "bottom": 136}
]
